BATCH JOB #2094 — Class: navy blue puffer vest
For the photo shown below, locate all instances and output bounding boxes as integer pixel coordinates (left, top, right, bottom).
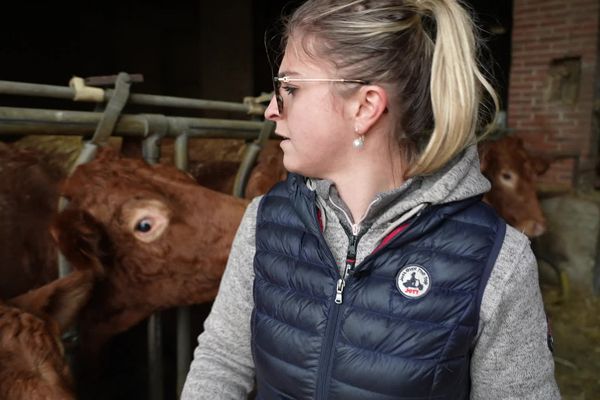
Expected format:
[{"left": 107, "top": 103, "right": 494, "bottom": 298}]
[{"left": 252, "top": 174, "right": 506, "bottom": 400}]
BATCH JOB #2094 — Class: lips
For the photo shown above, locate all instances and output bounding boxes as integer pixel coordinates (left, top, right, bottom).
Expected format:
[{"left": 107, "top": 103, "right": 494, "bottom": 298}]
[{"left": 275, "top": 131, "right": 288, "bottom": 140}]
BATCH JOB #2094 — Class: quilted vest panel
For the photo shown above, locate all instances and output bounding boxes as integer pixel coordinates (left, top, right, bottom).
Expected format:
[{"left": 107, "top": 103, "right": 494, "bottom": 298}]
[{"left": 252, "top": 174, "right": 506, "bottom": 400}]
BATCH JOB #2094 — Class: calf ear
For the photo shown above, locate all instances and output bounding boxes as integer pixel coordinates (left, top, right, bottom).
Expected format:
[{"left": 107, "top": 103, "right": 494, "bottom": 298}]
[
  {"left": 50, "top": 209, "right": 108, "bottom": 278},
  {"left": 530, "top": 156, "right": 550, "bottom": 175},
  {"left": 477, "top": 141, "right": 492, "bottom": 172},
  {"left": 7, "top": 270, "right": 93, "bottom": 333}
]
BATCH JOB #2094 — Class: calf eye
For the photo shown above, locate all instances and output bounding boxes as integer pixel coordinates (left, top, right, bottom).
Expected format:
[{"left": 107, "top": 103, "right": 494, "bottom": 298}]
[
  {"left": 122, "top": 199, "right": 171, "bottom": 243},
  {"left": 501, "top": 172, "right": 514, "bottom": 181},
  {"left": 135, "top": 219, "right": 153, "bottom": 233}
]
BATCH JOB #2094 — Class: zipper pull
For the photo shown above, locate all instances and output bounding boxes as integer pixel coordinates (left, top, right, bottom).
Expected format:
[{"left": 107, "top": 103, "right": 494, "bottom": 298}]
[
  {"left": 335, "top": 278, "right": 345, "bottom": 304},
  {"left": 335, "top": 262, "right": 352, "bottom": 304}
]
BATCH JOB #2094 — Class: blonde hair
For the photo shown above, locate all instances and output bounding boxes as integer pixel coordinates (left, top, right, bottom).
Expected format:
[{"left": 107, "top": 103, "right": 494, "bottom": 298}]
[{"left": 282, "top": 0, "right": 499, "bottom": 177}]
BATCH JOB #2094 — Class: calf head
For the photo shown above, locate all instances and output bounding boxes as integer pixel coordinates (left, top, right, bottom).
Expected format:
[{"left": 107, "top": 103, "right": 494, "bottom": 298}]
[
  {"left": 0, "top": 269, "right": 93, "bottom": 400},
  {"left": 54, "top": 148, "right": 249, "bottom": 353},
  {"left": 479, "top": 137, "right": 549, "bottom": 237}
]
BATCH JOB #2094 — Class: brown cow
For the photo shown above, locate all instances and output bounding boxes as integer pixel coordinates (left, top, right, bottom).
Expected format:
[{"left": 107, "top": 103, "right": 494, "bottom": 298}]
[
  {"left": 0, "top": 268, "right": 94, "bottom": 400},
  {"left": 479, "top": 136, "right": 549, "bottom": 237},
  {"left": 53, "top": 148, "right": 249, "bottom": 358},
  {"left": 189, "top": 140, "right": 287, "bottom": 198}
]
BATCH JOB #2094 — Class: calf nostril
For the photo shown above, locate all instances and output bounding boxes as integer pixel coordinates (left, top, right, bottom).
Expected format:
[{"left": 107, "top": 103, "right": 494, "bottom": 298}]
[
  {"left": 521, "top": 219, "right": 546, "bottom": 238},
  {"left": 534, "top": 222, "right": 546, "bottom": 237}
]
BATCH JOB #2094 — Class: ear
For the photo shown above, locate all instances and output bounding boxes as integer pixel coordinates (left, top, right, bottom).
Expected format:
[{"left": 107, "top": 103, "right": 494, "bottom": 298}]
[
  {"left": 7, "top": 270, "right": 94, "bottom": 333},
  {"left": 353, "top": 85, "right": 388, "bottom": 134},
  {"left": 50, "top": 209, "right": 107, "bottom": 278}
]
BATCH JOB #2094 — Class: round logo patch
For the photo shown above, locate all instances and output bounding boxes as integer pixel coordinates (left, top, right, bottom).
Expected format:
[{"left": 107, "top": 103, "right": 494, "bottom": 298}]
[{"left": 396, "top": 265, "right": 431, "bottom": 299}]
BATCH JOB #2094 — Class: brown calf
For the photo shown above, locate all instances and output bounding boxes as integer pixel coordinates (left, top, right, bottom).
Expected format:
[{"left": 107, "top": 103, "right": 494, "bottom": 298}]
[
  {"left": 54, "top": 148, "right": 249, "bottom": 357},
  {"left": 190, "top": 140, "right": 287, "bottom": 198},
  {"left": 479, "top": 136, "right": 549, "bottom": 237},
  {"left": 0, "top": 269, "right": 94, "bottom": 400}
]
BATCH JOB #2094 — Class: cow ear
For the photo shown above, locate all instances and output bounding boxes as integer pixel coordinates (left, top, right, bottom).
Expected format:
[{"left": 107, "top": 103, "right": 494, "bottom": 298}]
[
  {"left": 477, "top": 141, "right": 492, "bottom": 171},
  {"left": 530, "top": 156, "right": 550, "bottom": 175},
  {"left": 50, "top": 209, "right": 108, "bottom": 278},
  {"left": 7, "top": 271, "right": 93, "bottom": 333}
]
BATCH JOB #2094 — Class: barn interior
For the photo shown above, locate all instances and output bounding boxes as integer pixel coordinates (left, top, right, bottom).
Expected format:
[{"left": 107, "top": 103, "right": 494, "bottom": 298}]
[{"left": 0, "top": 1, "right": 599, "bottom": 400}]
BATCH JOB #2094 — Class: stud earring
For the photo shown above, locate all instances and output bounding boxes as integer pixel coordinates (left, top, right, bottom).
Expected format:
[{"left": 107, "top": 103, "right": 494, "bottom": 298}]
[{"left": 353, "top": 126, "right": 365, "bottom": 149}]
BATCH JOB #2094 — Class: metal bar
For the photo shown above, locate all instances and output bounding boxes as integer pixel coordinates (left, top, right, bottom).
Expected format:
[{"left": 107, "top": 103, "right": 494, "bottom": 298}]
[
  {"left": 143, "top": 140, "right": 164, "bottom": 400},
  {"left": 0, "top": 80, "right": 265, "bottom": 115},
  {"left": 147, "top": 314, "right": 164, "bottom": 400},
  {"left": 233, "top": 121, "right": 276, "bottom": 198},
  {"left": 125, "top": 92, "right": 255, "bottom": 114},
  {"left": 0, "top": 80, "right": 74, "bottom": 100},
  {"left": 176, "top": 307, "right": 191, "bottom": 398},
  {"left": 90, "top": 72, "right": 131, "bottom": 145},
  {"left": 85, "top": 73, "right": 144, "bottom": 86},
  {"left": 173, "top": 133, "right": 191, "bottom": 398},
  {"left": 174, "top": 133, "right": 189, "bottom": 171},
  {"left": 0, "top": 107, "right": 268, "bottom": 139}
]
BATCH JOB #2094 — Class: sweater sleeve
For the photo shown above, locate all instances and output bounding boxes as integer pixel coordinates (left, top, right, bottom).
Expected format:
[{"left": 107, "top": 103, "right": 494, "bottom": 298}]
[
  {"left": 180, "top": 197, "right": 260, "bottom": 400},
  {"left": 470, "top": 226, "right": 561, "bottom": 400}
]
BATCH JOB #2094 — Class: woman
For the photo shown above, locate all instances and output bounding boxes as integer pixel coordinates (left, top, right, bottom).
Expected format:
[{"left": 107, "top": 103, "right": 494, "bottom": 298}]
[{"left": 182, "top": 1, "right": 560, "bottom": 398}]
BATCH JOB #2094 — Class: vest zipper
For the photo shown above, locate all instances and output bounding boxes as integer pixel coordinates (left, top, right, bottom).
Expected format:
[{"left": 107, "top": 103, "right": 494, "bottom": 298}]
[
  {"left": 316, "top": 232, "right": 360, "bottom": 399},
  {"left": 335, "top": 234, "right": 358, "bottom": 304},
  {"left": 313, "top": 200, "right": 428, "bottom": 398}
]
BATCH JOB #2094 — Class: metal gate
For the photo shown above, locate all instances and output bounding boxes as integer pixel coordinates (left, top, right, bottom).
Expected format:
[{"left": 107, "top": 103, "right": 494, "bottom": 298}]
[{"left": 0, "top": 72, "right": 276, "bottom": 399}]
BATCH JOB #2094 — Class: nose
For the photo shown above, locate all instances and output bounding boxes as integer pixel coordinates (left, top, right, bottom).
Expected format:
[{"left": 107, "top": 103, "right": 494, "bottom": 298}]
[{"left": 264, "top": 95, "right": 280, "bottom": 121}]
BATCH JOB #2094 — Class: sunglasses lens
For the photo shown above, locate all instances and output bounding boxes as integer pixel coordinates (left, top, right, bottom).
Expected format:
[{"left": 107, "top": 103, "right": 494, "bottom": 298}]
[
  {"left": 273, "top": 78, "right": 283, "bottom": 114},
  {"left": 276, "top": 94, "right": 283, "bottom": 114}
]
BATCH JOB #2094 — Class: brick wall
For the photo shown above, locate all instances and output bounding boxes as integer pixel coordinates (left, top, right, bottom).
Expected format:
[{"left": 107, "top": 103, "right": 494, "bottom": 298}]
[{"left": 508, "top": 0, "right": 599, "bottom": 189}]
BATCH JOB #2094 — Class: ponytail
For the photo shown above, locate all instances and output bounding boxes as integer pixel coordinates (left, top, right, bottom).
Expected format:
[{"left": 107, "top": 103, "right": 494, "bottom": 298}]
[{"left": 409, "top": 0, "right": 499, "bottom": 176}]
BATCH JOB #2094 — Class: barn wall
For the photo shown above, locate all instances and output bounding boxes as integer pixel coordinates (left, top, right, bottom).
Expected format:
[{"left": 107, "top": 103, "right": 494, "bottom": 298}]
[
  {"left": 508, "top": 0, "right": 600, "bottom": 189},
  {"left": 198, "top": 1, "right": 254, "bottom": 103},
  {"left": 0, "top": 1, "right": 257, "bottom": 111}
]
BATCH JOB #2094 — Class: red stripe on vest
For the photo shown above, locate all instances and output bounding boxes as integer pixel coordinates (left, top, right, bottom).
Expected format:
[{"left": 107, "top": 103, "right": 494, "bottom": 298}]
[
  {"left": 373, "top": 223, "right": 409, "bottom": 254},
  {"left": 316, "top": 207, "right": 324, "bottom": 232}
]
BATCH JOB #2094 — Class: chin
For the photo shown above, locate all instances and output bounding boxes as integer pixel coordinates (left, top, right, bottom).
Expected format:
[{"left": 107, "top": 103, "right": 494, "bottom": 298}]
[{"left": 282, "top": 157, "right": 305, "bottom": 176}]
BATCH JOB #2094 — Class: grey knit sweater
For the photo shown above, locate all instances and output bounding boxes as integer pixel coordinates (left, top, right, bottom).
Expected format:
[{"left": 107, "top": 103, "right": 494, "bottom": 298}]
[{"left": 181, "top": 146, "right": 560, "bottom": 399}]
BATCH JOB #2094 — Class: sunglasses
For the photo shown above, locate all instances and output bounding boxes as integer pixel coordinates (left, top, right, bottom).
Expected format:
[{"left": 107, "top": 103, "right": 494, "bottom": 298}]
[{"left": 272, "top": 76, "right": 369, "bottom": 114}]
